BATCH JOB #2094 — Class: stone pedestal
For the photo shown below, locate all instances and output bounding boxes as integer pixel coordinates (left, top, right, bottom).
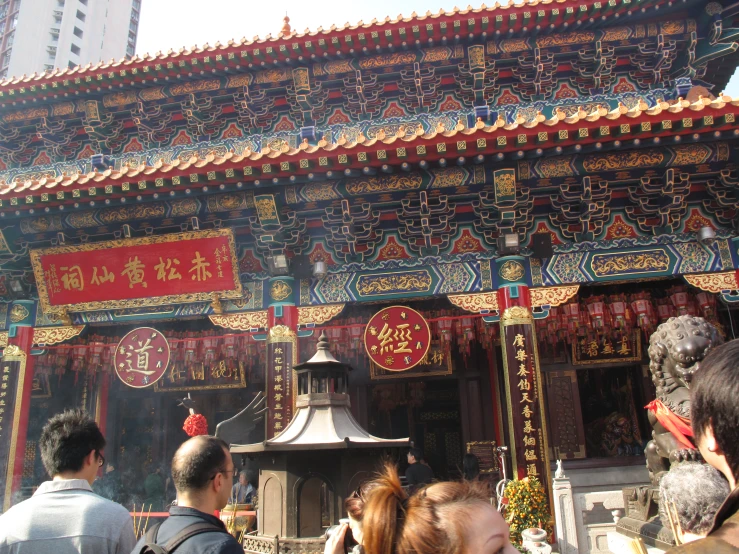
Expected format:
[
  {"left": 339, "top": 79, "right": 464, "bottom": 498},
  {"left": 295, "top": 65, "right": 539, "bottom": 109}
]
[
  {"left": 552, "top": 475, "right": 579, "bottom": 554},
  {"left": 607, "top": 531, "right": 667, "bottom": 554},
  {"left": 614, "top": 484, "right": 674, "bottom": 551}
]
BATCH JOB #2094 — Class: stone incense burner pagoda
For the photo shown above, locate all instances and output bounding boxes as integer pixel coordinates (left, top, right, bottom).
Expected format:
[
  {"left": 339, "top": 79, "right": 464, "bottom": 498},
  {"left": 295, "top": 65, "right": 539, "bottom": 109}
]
[{"left": 231, "top": 332, "right": 408, "bottom": 554}]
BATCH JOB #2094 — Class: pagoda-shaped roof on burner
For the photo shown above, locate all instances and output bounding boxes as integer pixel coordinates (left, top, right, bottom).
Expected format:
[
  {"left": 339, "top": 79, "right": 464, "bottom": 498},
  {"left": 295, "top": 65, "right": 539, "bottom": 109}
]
[{"left": 231, "top": 333, "right": 408, "bottom": 453}]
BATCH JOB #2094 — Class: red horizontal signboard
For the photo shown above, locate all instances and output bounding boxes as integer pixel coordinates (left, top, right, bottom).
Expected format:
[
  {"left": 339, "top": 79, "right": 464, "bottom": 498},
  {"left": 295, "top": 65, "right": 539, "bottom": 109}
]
[{"left": 31, "top": 229, "right": 242, "bottom": 312}]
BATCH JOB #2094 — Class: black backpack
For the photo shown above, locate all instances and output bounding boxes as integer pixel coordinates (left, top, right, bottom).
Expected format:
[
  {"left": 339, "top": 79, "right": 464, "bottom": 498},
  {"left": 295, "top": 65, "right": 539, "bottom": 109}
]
[{"left": 137, "top": 520, "right": 231, "bottom": 554}]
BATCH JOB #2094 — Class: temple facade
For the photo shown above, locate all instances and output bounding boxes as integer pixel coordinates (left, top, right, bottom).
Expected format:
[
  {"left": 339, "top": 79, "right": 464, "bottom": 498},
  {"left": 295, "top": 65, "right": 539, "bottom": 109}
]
[{"left": 0, "top": 2, "right": 738, "bottom": 552}]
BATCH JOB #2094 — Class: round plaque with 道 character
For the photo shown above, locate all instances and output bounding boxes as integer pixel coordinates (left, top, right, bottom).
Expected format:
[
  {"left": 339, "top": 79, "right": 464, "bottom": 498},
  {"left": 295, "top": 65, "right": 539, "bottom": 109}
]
[
  {"left": 114, "top": 327, "right": 170, "bottom": 388},
  {"left": 364, "top": 306, "right": 432, "bottom": 371}
]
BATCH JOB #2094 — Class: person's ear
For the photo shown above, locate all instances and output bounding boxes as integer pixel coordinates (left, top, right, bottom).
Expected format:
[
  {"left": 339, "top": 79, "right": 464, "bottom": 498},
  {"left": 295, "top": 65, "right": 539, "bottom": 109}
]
[
  {"left": 705, "top": 424, "right": 720, "bottom": 453},
  {"left": 85, "top": 450, "right": 97, "bottom": 468}
]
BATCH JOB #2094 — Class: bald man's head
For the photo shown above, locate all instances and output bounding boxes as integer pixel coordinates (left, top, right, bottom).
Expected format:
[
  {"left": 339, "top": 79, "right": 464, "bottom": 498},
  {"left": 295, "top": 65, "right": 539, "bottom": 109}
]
[{"left": 171, "top": 435, "right": 230, "bottom": 494}]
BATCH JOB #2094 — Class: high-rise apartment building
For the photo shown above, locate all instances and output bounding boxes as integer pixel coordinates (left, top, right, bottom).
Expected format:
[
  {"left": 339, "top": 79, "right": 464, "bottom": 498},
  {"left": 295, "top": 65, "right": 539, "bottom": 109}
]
[{"left": 0, "top": 0, "right": 141, "bottom": 80}]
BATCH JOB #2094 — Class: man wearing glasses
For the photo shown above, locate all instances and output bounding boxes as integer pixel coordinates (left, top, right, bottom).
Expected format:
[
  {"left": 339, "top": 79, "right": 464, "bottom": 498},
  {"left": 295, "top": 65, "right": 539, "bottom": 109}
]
[
  {"left": 131, "top": 435, "right": 242, "bottom": 553},
  {"left": 0, "top": 409, "right": 136, "bottom": 554}
]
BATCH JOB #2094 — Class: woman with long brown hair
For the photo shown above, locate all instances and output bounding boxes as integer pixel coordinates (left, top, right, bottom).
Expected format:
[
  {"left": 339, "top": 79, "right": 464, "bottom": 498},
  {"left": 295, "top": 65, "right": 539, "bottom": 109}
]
[{"left": 361, "top": 464, "right": 518, "bottom": 554}]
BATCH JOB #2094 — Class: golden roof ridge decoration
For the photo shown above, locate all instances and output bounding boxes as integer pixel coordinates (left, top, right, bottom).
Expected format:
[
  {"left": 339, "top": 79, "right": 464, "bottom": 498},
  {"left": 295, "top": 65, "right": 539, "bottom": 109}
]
[
  {"left": 1, "top": 98, "right": 738, "bottom": 200},
  {"left": 0, "top": 0, "right": 670, "bottom": 89}
]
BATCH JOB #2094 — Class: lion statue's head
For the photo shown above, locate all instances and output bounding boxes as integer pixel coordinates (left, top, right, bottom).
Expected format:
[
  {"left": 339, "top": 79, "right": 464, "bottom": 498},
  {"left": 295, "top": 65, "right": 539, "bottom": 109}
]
[{"left": 648, "top": 315, "right": 721, "bottom": 418}]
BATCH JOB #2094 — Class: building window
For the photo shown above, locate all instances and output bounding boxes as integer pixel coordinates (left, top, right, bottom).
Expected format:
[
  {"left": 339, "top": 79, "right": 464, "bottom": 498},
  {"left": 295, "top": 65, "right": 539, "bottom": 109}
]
[
  {"left": 76, "top": 9, "right": 85, "bottom": 21},
  {"left": 79, "top": 0, "right": 87, "bottom": 4},
  {"left": 68, "top": 60, "right": 77, "bottom": 69},
  {"left": 126, "top": 44, "right": 135, "bottom": 57},
  {"left": 44, "top": 64, "right": 54, "bottom": 72},
  {"left": 71, "top": 43, "right": 80, "bottom": 55},
  {"left": 73, "top": 26, "right": 83, "bottom": 38}
]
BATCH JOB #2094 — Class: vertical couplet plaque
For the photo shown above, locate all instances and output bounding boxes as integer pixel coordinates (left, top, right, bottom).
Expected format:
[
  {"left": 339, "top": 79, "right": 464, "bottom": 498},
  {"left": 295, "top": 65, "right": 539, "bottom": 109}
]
[
  {"left": 0, "top": 346, "right": 27, "bottom": 512},
  {"left": 266, "top": 325, "right": 297, "bottom": 439},
  {"left": 500, "top": 306, "right": 552, "bottom": 494}
]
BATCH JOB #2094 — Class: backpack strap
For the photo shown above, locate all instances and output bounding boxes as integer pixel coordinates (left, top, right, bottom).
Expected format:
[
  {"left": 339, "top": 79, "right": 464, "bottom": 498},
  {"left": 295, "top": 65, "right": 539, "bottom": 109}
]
[
  {"left": 138, "top": 522, "right": 166, "bottom": 554},
  {"left": 162, "top": 521, "right": 230, "bottom": 553}
]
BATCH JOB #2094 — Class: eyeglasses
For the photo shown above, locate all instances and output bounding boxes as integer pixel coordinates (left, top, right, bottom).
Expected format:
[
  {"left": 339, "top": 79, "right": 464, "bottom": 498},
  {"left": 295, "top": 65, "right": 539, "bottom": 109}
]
[
  {"left": 209, "top": 468, "right": 235, "bottom": 481},
  {"left": 96, "top": 451, "right": 105, "bottom": 467}
]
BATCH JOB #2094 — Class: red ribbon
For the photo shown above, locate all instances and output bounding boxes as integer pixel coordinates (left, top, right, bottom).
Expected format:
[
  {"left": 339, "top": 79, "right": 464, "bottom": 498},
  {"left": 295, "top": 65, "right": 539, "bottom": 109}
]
[{"left": 645, "top": 399, "right": 694, "bottom": 450}]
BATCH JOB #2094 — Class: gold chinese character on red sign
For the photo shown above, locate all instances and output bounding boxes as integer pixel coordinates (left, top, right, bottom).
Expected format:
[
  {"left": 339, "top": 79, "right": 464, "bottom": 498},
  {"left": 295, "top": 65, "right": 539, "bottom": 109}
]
[{"left": 365, "top": 306, "right": 431, "bottom": 372}]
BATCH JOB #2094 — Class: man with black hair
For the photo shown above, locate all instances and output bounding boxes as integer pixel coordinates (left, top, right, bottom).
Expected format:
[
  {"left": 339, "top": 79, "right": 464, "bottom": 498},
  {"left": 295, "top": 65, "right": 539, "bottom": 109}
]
[
  {"left": 668, "top": 339, "right": 739, "bottom": 553},
  {"left": 405, "top": 447, "right": 434, "bottom": 490},
  {"left": 132, "top": 435, "right": 242, "bottom": 554},
  {"left": 0, "top": 409, "right": 135, "bottom": 554}
]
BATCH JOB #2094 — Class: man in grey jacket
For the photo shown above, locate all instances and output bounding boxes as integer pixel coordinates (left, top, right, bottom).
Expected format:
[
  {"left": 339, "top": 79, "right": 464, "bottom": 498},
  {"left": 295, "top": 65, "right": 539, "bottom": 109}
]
[{"left": 0, "top": 409, "right": 136, "bottom": 554}]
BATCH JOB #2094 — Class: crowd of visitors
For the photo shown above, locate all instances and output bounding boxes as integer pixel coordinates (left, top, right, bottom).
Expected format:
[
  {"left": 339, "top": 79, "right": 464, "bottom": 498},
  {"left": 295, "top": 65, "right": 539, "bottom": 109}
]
[{"left": 0, "top": 338, "right": 737, "bottom": 554}]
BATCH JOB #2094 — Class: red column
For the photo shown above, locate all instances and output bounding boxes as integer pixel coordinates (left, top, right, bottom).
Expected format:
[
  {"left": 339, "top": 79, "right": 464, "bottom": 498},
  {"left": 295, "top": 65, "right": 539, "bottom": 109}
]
[
  {"left": 495, "top": 258, "right": 552, "bottom": 496},
  {"left": 265, "top": 277, "right": 299, "bottom": 439},
  {"left": 2, "top": 301, "right": 36, "bottom": 511}
]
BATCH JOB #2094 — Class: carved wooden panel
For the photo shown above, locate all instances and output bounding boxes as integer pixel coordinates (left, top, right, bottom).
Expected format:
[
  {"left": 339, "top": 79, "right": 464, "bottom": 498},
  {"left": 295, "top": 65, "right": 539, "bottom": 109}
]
[{"left": 545, "top": 370, "right": 587, "bottom": 459}]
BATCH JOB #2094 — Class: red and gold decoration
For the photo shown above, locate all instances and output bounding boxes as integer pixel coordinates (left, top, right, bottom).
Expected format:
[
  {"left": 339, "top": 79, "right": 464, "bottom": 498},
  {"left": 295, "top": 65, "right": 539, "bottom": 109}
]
[
  {"left": 114, "top": 327, "right": 170, "bottom": 388},
  {"left": 370, "top": 341, "right": 452, "bottom": 380},
  {"left": 0, "top": 345, "right": 28, "bottom": 511},
  {"left": 266, "top": 325, "right": 297, "bottom": 439},
  {"left": 156, "top": 330, "right": 249, "bottom": 392},
  {"left": 572, "top": 332, "right": 641, "bottom": 365},
  {"left": 499, "top": 307, "right": 550, "bottom": 485},
  {"left": 364, "top": 306, "right": 431, "bottom": 372},
  {"left": 31, "top": 229, "right": 242, "bottom": 312}
]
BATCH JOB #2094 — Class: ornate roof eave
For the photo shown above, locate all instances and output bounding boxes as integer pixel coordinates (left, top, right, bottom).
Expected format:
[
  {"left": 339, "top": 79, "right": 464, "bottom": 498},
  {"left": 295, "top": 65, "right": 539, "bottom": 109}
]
[
  {"left": 0, "top": 0, "right": 679, "bottom": 103},
  {"left": 2, "top": 97, "right": 737, "bottom": 211}
]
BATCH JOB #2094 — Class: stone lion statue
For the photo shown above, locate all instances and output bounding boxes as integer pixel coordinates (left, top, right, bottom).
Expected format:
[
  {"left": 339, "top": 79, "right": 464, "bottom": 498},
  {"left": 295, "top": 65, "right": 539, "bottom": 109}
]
[{"left": 645, "top": 315, "right": 721, "bottom": 485}]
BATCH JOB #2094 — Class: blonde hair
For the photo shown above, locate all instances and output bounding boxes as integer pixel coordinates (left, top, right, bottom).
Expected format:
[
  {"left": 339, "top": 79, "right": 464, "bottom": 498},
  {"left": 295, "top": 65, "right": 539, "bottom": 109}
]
[{"left": 362, "top": 464, "right": 492, "bottom": 554}]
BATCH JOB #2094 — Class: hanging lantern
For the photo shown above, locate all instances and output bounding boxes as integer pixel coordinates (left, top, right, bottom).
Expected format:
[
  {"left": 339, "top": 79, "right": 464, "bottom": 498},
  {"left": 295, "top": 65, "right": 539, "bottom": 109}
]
[
  {"left": 71, "top": 343, "right": 87, "bottom": 373},
  {"left": 696, "top": 292, "right": 716, "bottom": 319},
  {"left": 435, "top": 314, "right": 454, "bottom": 353},
  {"left": 183, "top": 335, "right": 199, "bottom": 365},
  {"left": 561, "top": 303, "right": 580, "bottom": 336},
  {"left": 202, "top": 334, "right": 218, "bottom": 365},
  {"left": 88, "top": 340, "right": 105, "bottom": 372},
  {"left": 630, "top": 295, "right": 655, "bottom": 336},
  {"left": 608, "top": 296, "right": 628, "bottom": 330},
  {"left": 456, "top": 317, "right": 476, "bottom": 358},
  {"left": 669, "top": 287, "right": 690, "bottom": 316},
  {"left": 586, "top": 297, "right": 606, "bottom": 329},
  {"left": 102, "top": 341, "right": 117, "bottom": 373},
  {"left": 655, "top": 299, "right": 673, "bottom": 321}
]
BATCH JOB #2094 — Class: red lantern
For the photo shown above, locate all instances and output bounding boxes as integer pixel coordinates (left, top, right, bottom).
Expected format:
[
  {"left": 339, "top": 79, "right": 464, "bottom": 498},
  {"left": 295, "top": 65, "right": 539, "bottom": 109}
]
[
  {"left": 586, "top": 297, "right": 606, "bottom": 329},
  {"left": 696, "top": 292, "right": 716, "bottom": 319},
  {"left": 456, "top": 317, "right": 476, "bottom": 358},
  {"left": 202, "top": 334, "right": 218, "bottom": 365},
  {"left": 88, "top": 340, "right": 105, "bottom": 372},
  {"left": 608, "top": 296, "right": 628, "bottom": 329},
  {"left": 630, "top": 295, "right": 654, "bottom": 335},
  {"left": 435, "top": 314, "right": 454, "bottom": 353},
  {"left": 71, "top": 343, "right": 87, "bottom": 373},
  {"left": 669, "top": 287, "right": 690, "bottom": 316},
  {"left": 561, "top": 303, "right": 580, "bottom": 336}
]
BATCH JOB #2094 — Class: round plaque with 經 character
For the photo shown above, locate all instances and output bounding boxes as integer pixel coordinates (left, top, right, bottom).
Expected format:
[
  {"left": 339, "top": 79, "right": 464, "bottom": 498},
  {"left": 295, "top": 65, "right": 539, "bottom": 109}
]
[
  {"left": 114, "top": 327, "right": 170, "bottom": 388},
  {"left": 364, "top": 306, "right": 431, "bottom": 371}
]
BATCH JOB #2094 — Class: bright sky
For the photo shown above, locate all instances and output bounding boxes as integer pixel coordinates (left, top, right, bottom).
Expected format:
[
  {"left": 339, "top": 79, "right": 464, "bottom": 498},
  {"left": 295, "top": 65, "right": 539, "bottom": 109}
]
[{"left": 136, "top": 0, "right": 739, "bottom": 96}]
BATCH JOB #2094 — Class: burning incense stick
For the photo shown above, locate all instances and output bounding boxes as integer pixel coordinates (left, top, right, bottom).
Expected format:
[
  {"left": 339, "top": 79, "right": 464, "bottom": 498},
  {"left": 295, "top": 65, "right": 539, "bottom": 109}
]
[
  {"left": 142, "top": 504, "right": 152, "bottom": 537},
  {"left": 132, "top": 503, "right": 137, "bottom": 536},
  {"left": 664, "top": 498, "right": 684, "bottom": 546}
]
